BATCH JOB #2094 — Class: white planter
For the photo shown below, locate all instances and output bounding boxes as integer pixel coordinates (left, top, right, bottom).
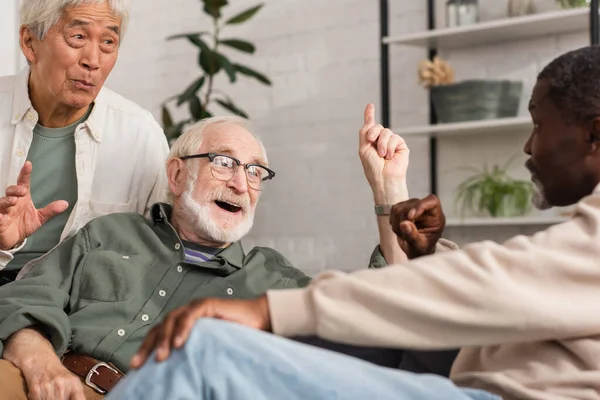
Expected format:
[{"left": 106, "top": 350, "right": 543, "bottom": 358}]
[
  {"left": 532, "top": 0, "right": 561, "bottom": 13},
  {"left": 478, "top": 0, "right": 510, "bottom": 21},
  {"left": 508, "top": 0, "right": 534, "bottom": 16}
]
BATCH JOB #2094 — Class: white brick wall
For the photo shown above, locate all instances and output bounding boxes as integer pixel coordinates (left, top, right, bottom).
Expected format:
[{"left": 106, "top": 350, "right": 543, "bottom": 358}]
[
  {"left": 0, "top": 0, "right": 19, "bottom": 77},
  {"left": 0, "top": 0, "right": 591, "bottom": 272}
]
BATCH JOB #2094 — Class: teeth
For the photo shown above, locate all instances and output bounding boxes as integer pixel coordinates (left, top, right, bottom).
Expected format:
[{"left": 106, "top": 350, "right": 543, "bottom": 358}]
[{"left": 220, "top": 200, "right": 241, "bottom": 208}]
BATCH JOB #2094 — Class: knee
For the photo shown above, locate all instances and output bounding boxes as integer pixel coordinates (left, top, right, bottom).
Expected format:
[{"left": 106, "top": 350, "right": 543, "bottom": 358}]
[{"left": 185, "top": 318, "right": 241, "bottom": 350}]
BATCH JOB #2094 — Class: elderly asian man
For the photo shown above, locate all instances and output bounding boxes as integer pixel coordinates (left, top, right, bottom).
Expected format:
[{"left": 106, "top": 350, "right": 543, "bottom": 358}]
[
  {"left": 0, "top": 116, "right": 312, "bottom": 400},
  {"left": 0, "top": 0, "right": 169, "bottom": 284}
]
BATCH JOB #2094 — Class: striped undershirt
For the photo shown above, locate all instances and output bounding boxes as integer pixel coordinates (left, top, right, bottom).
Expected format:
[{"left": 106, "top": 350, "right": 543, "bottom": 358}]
[{"left": 182, "top": 240, "right": 221, "bottom": 265}]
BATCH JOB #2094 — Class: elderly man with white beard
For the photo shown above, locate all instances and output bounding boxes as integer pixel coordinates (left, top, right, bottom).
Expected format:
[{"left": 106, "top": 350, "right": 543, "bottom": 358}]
[{"left": 0, "top": 116, "right": 310, "bottom": 400}]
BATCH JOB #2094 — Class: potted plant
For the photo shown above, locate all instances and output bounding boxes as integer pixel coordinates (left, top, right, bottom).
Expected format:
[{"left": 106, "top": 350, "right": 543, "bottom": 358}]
[
  {"left": 556, "top": 0, "right": 589, "bottom": 8},
  {"left": 418, "top": 57, "right": 523, "bottom": 124},
  {"left": 161, "top": 0, "right": 272, "bottom": 142},
  {"left": 454, "top": 159, "right": 534, "bottom": 218}
]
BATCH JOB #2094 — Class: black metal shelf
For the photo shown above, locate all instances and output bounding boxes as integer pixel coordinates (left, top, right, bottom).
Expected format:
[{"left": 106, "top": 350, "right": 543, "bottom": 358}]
[{"left": 379, "top": 0, "right": 600, "bottom": 194}]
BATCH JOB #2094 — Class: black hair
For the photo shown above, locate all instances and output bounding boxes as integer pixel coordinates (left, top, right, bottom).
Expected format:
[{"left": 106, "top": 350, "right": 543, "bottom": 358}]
[{"left": 538, "top": 45, "right": 600, "bottom": 125}]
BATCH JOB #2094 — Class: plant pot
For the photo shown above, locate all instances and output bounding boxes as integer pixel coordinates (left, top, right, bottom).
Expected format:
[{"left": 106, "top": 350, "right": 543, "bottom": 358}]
[
  {"left": 508, "top": 0, "right": 533, "bottom": 16},
  {"left": 430, "top": 80, "right": 523, "bottom": 123}
]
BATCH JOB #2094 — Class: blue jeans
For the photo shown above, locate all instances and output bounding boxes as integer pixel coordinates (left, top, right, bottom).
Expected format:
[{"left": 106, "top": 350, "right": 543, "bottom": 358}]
[{"left": 108, "top": 319, "right": 501, "bottom": 400}]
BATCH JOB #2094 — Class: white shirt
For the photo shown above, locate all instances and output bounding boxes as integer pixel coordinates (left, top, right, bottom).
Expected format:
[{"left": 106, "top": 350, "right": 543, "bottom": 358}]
[{"left": 0, "top": 68, "right": 170, "bottom": 269}]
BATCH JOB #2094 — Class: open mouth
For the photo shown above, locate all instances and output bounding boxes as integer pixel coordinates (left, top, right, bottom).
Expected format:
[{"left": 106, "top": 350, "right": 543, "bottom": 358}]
[{"left": 215, "top": 200, "right": 242, "bottom": 213}]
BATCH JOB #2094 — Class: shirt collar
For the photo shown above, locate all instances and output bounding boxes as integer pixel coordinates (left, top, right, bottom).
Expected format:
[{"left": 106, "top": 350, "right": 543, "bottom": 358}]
[
  {"left": 150, "top": 202, "right": 245, "bottom": 269},
  {"left": 12, "top": 66, "right": 106, "bottom": 143},
  {"left": 11, "top": 67, "right": 34, "bottom": 125}
]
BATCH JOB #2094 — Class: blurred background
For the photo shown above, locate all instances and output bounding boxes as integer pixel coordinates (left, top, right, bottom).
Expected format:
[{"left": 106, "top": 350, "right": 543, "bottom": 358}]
[{"left": 0, "top": 0, "right": 593, "bottom": 275}]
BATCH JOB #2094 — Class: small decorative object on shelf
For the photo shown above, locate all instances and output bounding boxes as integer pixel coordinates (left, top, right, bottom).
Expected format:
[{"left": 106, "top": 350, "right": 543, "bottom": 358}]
[
  {"left": 556, "top": 0, "right": 589, "bottom": 8},
  {"left": 446, "top": 0, "right": 479, "bottom": 27},
  {"left": 418, "top": 57, "right": 455, "bottom": 87},
  {"left": 454, "top": 158, "right": 535, "bottom": 218},
  {"left": 418, "top": 57, "right": 523, "bottom": 123},
  {"left": 508, "top": 0, "right": 534, "bottom": 16}
]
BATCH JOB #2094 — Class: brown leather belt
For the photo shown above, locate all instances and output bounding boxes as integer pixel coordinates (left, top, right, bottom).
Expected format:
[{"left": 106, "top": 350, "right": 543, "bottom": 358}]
[{"left": 62, "top": 353, "right": 124, "bottom": 394}]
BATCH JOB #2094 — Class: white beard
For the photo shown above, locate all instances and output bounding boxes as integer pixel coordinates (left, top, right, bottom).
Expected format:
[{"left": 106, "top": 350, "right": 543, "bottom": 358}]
[
  {"left": 179, "top": 183, "right": 255, "bottom": 245},
  {"left": 532, "top": 178, "right": 552, "bottom": 210}
]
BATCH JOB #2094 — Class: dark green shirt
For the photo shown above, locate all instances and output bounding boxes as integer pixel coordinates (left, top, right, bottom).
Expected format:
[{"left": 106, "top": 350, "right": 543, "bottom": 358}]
[{"left": 0, "top": 204, "right": 310, "bottom": 372}]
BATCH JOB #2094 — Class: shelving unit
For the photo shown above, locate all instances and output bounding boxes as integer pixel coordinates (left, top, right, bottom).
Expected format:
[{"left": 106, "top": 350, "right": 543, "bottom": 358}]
[
  {"left": 383, "top": 8, "right": 590, "bottom": 49},
  {"left": 446, "top": 216, "right": 568, "bottom": 228},
  {"left": 394, "top": 116, "right": 532, "bottom": 138},
  {"left": 378, "top": 0, "right": 599, "bottom": 227}
]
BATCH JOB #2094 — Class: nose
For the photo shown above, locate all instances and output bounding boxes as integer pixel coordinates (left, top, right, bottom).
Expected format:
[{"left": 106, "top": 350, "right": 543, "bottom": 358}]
[
  {"left": 226, "top": 166, "right": 249, "bottom": 194},
  {"left": 523, "top": 132, "right": 533, "bottom": 156},
  {"left": 80, "top": 44, "right": 101, "bottom": 71}
]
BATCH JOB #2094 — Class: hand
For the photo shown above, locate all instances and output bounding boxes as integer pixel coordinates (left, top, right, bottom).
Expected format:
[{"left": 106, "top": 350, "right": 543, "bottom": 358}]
[
  {"left": 390, "top": 194, "right": 445, "bottom": 259},
  {"left": 22, "top": 358, "right": 85, "bottom": 400},
  {"left": 130, "top": 296, "right": 270, "bottom": 369},
  {"left": 358, "top": 104, "right": 410, "bottom": 203},
  {"left": 0, "top": 161, "right": 69, "bottom": 250}
]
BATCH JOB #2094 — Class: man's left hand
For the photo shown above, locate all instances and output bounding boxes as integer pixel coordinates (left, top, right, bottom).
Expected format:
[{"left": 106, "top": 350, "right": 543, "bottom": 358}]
[{"left": 130, "top": 296, "right": 270, "bottom": 369}]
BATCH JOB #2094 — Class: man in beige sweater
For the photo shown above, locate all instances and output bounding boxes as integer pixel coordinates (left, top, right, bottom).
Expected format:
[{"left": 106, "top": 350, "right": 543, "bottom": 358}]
[{"left": 110, "top": 46, "right": 600, "bottom": 400}]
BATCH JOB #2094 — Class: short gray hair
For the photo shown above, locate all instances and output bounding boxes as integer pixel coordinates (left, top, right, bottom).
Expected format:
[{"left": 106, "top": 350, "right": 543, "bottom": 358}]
[
  {"left": 20, "top": 0, "right": 130, "bottom": 40},
  {"left": 166, "top": 116, "right": 268, "bottom": 203}
]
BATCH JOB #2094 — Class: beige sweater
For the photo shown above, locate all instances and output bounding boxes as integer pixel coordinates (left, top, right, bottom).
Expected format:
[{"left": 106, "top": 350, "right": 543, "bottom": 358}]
[{"left": 267, "top": 185, "right": 600, "bottom": 400}]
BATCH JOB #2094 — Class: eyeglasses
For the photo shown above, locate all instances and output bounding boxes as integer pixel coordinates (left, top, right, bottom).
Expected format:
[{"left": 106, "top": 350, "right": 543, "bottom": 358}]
[{"left": 180, "top": 153, "right": 275, "bottom": 191}]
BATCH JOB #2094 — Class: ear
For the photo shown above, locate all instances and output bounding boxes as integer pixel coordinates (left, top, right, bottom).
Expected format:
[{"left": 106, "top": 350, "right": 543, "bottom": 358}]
[
  {"left": 589, "top": 117, "right": 600, "bottom": 153},
  {"left": 19, "top": 26, "right": 37, "bottom": 64},
  {"left": 167, "top": 158, "right": 188, "bottom": 199}
]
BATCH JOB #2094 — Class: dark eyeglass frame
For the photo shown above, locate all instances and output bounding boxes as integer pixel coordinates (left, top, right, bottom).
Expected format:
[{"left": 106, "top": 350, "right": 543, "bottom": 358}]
[{"left": 180, "top": 153, "right": 276, "bottom": 189}]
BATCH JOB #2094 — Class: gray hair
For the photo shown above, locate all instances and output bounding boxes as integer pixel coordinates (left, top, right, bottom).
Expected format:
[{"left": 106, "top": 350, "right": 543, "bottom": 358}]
[
  {"left": 20, "top": 0, "right": 130, "bottom": 40},
  {"left": 166, "top": 116, "right": 268, "bottom": 203}
]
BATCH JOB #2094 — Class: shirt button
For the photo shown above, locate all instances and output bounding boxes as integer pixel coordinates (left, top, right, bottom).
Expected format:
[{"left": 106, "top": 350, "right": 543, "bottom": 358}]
[
  {"left": 174, "top": 243, "right": 181, "bottom": 250},
  {"left": 177, "top": 265, "right": 183, "bottom": 273},
  {"left": 141, "top": 314, "right": 149, "bottom": 322},
  {"left": 26, "top": 112, "right": 34, "bottom": 120},
  {"left": 122, "top": 255, "right": 130, "bottom": 260},
  {"left": 117, "top": 329, "right": 125, "bottom": 336},
  {"left": 158, "top": 290, "right": 166, "bottom": 297},
  {"left": 226, "top": 288, "right": 234, "bottom": 295},
  {"left": 16, "top": 149, "right": 24, "bottom": 157},
  {"left": 14, "top": 113, "right": 19, "bottom": 120}
]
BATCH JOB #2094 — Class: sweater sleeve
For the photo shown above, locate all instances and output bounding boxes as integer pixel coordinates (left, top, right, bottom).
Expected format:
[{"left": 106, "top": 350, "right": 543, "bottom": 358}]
[
  {"left": 268, "top": 193, "right": 600, "bottom": 349},
  {"left": 0, "top": 229, "right": 89, "bottom": 357}
]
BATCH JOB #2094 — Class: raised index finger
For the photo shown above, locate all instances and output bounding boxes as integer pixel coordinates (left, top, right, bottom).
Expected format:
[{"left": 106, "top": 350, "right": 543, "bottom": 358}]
[
  {"left": 16, "top": 161, "right": 32, "bottom": 189},
  {"left": 363, "top": 103, "right": 376, "bottom": 128}
]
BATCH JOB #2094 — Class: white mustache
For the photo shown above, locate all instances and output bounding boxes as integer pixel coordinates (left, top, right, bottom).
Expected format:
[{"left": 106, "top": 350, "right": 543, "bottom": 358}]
[{"left": 211, "top": 187, "right": 250, "bottom": 212}]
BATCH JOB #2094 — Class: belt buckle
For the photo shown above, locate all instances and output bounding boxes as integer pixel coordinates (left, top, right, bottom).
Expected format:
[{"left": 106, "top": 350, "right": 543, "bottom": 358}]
[{"left": 85, "top": 361, "right": 119, "bottom": 394}]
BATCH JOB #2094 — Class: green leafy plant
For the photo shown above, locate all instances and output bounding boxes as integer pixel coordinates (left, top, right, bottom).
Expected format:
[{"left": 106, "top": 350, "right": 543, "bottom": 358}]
[
  {"left": 161, "top": 0, "right": 272, "bottom": 141},
  {"left": 556, "top": 0, "right": 589, "bottom": 8},
  {"left": 454, "top": 159, "right": 534, "bottom": 218}
]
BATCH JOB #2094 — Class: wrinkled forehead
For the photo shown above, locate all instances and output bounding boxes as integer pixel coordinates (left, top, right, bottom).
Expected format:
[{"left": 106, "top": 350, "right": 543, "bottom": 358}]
[
  {"left": 199, "top": 124, "right": 267, "bottom": 165},
  {"left": 61, "top": 3, "right": 122, "bottom": 29}
]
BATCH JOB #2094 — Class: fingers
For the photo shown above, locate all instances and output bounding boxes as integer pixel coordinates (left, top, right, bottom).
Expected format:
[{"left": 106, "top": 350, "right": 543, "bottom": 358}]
[
  {"left": 363, "top": 103, "right": 375, "bottom": 127},
  {"left": 130, "top": 326, "right": 159, "bottom": 369},
  {"left": 154, "top": 311, "right": 179, "bottom": 362},
  {"left": 410, "top": 194, "right": 442, "bottom": 220},
  {"left": 398, "top": 221, "right": 427, "bottom": 247},
  {"left": 172, "top": 307, "right": 205, "bottom": 349},
  {"left": 130, "top": 302, "right": 208, "bottom": 368},
  {"left": 16, "top": 161, "right": 32, "bottom": 189},
  {"left": 37, "top": 200, "right": 69, "bottom": 224},
  {"left": 386, "top": 134, "right": 408, "bottom": 160},
  {"left": 359, "top": 104, "right": 376, "bottom": 147},
  {"left": 375, "top": 128, "right": 393, "bottom": 157},
  {"left": 5, "top": 185, "right": 27, "bottom": 197},
  {"left": 0, "top": 196, "right": 18, "bottom": 212}
]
